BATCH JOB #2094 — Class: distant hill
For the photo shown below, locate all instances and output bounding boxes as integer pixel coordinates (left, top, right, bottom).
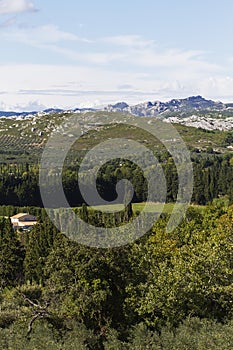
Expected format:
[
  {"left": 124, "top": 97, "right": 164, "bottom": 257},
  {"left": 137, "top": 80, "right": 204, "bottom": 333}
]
[
  {"left": 0, "top": 96, "right": 233, "bottom": 131},
  {"left": 0, "top": 107, "right": 231, "bottom": 165}
]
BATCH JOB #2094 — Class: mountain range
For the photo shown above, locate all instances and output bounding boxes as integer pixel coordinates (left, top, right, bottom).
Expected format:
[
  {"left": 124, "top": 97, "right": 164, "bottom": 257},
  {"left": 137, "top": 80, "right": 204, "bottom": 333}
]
[
  {"left": 1, "top": 96, "right": 233, "bottom": 130},
  {"left": 105, "top": 95, "right": 228, "bottom": 116}
]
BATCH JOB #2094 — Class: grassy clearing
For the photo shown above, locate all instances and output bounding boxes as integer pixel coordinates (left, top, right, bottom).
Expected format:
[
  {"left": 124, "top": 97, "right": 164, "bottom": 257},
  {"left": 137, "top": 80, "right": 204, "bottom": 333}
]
[{"left": 90, "top": 202, "right": 204, "bottom": 214}]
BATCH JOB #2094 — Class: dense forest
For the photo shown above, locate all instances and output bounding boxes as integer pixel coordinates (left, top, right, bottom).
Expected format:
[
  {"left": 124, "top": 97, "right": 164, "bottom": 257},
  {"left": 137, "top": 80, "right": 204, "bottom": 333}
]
[
  {"left": 0, "top": 151, "right": 232, "bottom": 207},
  {"left": 1, "top": 203, "right": 233, "bottom": 349}
]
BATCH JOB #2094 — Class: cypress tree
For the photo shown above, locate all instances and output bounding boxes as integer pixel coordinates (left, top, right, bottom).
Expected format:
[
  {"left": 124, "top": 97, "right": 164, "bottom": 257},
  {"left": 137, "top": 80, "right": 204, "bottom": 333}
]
[{"left": 0, "top": 218, "right": 25, "bottom": 288}]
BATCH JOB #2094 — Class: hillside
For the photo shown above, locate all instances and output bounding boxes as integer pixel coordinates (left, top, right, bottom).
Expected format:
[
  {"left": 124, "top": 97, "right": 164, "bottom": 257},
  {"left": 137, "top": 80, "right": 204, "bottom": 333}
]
[{"left": 0, "top": 110, "right": 232, "bottom": 164}]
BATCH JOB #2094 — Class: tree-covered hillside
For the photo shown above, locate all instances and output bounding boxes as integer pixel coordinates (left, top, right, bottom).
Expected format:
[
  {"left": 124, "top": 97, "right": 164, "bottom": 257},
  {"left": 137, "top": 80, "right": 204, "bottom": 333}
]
[{"left": 1, "top": 203, "right": 233, "bottom": 349}]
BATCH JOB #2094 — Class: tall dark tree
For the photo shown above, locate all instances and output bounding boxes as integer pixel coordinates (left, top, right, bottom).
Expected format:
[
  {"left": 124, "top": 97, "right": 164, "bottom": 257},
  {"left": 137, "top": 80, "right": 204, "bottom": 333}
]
[
  {"left": 0, "top": 218, "right": 25, "bottom": 288},
  {"left": 24, "top": 219, "right": 58, "bottom": 284}
]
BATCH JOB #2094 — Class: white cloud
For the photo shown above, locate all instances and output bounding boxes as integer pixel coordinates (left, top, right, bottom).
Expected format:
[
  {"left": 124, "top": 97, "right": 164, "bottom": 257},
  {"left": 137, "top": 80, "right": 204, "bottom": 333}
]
[
  {"left": 0, "top": 30, "right": 231, "bottom": 109},
  {"left": 99, "top": 35, "right": 220, "bottom": 76},
  {"left": 11, "top": 100, "right": 46, "bottom": 112},
  {"left": 1, "top": 27, "right": 220, "bottom": 79},
  {"left": 0, "top": 0, "right": 37, "bottom": 15},
  {"left": 0, "top": 63, "right": 232, "bottom": 111},
  {"left": 3, "top": 24, "right": 89, "bottom": 45},
  {"left": 0, "top": 64, "right": 164, "bottom": 109},
  {"left": 44, "top": 44, "right": 220, "bottom": 77},
  {"left": 101, "top": 35, "right": 156, "bottom": 49}
]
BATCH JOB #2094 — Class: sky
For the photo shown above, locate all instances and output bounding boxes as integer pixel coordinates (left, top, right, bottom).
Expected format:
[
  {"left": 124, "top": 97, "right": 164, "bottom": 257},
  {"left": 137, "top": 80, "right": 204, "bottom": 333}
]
[{"left": 0, "top": 0, "right": 233, "bottom": 111}]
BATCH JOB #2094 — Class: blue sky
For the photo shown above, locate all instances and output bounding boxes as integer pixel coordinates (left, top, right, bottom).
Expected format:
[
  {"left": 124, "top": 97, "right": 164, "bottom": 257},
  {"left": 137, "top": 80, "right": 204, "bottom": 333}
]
[{"left": 0, "top": 0, "right": 233, "bottom": 110}]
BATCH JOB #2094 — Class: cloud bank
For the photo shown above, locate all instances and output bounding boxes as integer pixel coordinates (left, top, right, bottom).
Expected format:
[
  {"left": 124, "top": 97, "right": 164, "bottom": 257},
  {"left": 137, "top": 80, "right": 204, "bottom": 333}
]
[
  {"left": 0, "top": 24, "right": 232, "bottom": 110},
  {"left": 0, "top": 0, "right": 37, "bottom": 15}
]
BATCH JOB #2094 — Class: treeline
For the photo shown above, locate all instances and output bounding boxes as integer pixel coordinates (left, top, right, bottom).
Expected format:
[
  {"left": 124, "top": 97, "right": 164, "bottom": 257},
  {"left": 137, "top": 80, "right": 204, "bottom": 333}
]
[
  {"left": 1, "top": 203, "right": 233, "bottom": 348},
  {"left": 0, "top": 152, "right": 233, "bottom": 206}
]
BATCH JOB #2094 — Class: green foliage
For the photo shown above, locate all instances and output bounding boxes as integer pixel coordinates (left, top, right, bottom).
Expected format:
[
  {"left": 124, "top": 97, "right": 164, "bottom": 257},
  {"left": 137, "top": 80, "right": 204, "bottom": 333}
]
[
  {"left": 0, "top": 320, "right": 98, "bottom": 350},
  {"left": 1, "top": 204, "right": 233, "bottom": 348},
  {"left": 24, "top": 219, "right": 59, "bottom": 283},
  {"left": 43, "top": 235, "right": 131, "bottom": 333},
  {"left": 0, "top": 218, "right": 25, "bottom": 288},
  {"left": 0, "top": 140, "right": 233, "bottom": 207},
  {"left": 104, "top": 318, "right": 233, "bottom": 350}
]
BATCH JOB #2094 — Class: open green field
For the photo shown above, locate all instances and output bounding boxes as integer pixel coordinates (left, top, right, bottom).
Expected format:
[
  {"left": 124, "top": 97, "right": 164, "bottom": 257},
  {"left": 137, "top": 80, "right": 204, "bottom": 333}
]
[{"left": 90, "top": 202, "right": 205, "bottom": 214}]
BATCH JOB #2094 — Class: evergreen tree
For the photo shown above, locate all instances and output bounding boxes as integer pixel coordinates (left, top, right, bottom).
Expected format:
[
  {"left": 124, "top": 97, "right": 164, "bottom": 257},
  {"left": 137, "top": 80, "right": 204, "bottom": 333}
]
[
  {"left": 24, "top": 219, "right": 58, "bottom": 284},
  {"left": 0, "top": 218, "right": 25, "bottom": 288}
]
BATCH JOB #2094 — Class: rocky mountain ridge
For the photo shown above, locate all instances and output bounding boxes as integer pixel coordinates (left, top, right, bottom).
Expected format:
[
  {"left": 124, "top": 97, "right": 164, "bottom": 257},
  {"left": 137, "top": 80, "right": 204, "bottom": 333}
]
[
  {"left": 1, "top": 96, "right": 233, "bottom": 131},
  {"left": 105, "top": 95, "right": 227, "bottom": 116}
]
